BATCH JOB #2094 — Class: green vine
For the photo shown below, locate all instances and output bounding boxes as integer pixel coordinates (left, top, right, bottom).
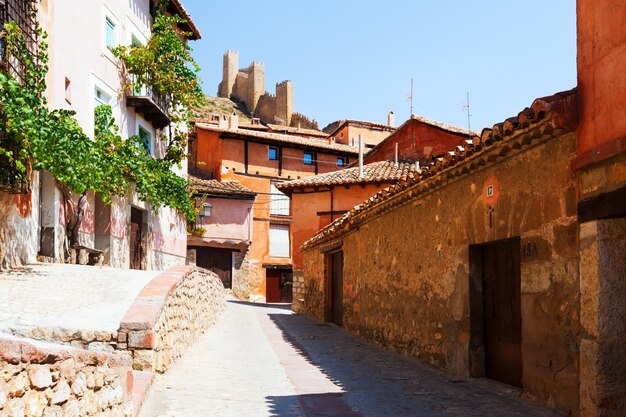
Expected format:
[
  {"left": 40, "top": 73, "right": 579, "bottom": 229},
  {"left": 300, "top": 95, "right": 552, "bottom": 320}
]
[
  {"left": 112, "top": 1, "right": 206, "bottom": 164},
  {"left": 0, "top": 14, "right": 196, "bottom": 221}
]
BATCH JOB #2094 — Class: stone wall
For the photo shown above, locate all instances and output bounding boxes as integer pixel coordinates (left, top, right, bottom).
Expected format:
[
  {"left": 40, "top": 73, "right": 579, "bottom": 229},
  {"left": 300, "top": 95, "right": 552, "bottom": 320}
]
[
  {"left": 0, "top": 334, "right": 133, "bottom": 416},
  {"left": 302, "top": 131, "right": 580, "bottom": 414},
  {"left": 117, "top": 266, "right": 226, "bottom": 373}
]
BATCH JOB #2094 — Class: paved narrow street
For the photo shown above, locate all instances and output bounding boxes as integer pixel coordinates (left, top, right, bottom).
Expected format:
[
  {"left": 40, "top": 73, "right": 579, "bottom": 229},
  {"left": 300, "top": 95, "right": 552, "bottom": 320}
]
[{"left": 140, "top": 300, "right": 563, "bottom": 417}]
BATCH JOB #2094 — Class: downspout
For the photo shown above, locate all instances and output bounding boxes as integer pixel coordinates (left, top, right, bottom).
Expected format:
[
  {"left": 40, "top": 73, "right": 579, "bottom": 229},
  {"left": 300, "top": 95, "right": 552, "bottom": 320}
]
[{"left": 244, "top": 140, "right": 249, "bottom": 174}]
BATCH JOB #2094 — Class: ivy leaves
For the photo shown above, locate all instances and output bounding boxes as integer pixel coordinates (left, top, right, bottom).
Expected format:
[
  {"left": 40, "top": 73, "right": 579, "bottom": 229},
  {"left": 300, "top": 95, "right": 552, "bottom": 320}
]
[{"left": 0, "top": 8, "right": 197, "bottom": 222}]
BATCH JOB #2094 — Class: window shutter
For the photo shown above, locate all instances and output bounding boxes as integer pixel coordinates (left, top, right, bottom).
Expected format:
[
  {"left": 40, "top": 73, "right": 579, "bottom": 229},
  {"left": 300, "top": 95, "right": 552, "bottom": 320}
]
[{"left": 269, "top": 224, "right": 290, "bottom": 257}]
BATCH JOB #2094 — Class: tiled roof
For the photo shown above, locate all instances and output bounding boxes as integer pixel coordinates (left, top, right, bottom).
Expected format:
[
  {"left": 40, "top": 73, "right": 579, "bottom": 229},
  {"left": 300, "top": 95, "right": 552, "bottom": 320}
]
[
  {"left": 276, "top": 161, "right": 418, "bottom": 193},
  {"left": 327, "top": 120, "right": 396, "bottom": 138},
  {"left": 195, "top": 123, "right": 359, "bottom": 155},
  {"left": 302, "top": 88, "right": 579, "bottom": 251},
  {"left": 188, "top": 173, "right": 256, "bottom": 198},
  {"left": 410, "top": 115, "right": 476, "bottom": 136},
  {"left": 266, "top": 124, "right": 328, "bottom": 138},
  {"left": 169, "top": 0, "right": 202, "bottom": 40}
]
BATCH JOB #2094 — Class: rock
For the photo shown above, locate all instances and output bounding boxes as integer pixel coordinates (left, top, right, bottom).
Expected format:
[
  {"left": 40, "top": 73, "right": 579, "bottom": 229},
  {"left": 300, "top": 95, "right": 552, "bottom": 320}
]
[
  {"left": 132, "top": 350, "right": 154, "bottom": 371},
  {"left": 23, "top": 390, "right": 47, "bottom": 417},
  {"left": 6, "top": 398, "right": 26, "bottom": 417},
  {"left": 28, "top": 367, "right": 53, "bottom": 389},
  {"left": 0, "top": 383, "right": 7, "bottom": 407},
  {"left": 51, "top": 380, "right": 70, "bottom": 405},
  {"left": 42, "top": 405, "right": 62, "bottom": 417},
  {"left": 62, "top": 399, "right": 80, "bottom": 417},
  {"left": 8, "top": 372, "right": 28, "bottom": 397},
  {"left": 88, "top": 342, "right": 114, "bottom": 352},
  {"left": 70, "top": 372, "right": 86, "bottom": 397},
  {"left": 79, "top": 390, "right": 98, "bottom": 415},
  {"left": 95, "top": 331, "right": 112, "bottom": 342},
  {"left": 80, "top": 330, "right": 95, "bottom": 343}
]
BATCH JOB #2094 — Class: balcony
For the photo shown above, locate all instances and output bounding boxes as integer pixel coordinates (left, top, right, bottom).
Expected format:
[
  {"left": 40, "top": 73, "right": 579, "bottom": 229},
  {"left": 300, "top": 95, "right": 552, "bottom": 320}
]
[{"left": 125, "top": 74, "right": 171, "bottom": 129}]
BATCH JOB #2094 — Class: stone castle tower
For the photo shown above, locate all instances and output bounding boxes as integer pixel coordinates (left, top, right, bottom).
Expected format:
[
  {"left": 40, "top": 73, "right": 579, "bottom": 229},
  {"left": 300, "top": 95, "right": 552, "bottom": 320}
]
[{"left": 217, "top": 50, "right": 312, "bottom": 128}]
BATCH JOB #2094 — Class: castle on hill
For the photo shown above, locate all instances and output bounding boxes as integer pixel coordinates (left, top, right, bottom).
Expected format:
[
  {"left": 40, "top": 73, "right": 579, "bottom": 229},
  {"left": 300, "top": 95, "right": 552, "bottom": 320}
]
[{"left": 217, "top": 50, "right": 318, "bottom": 130}]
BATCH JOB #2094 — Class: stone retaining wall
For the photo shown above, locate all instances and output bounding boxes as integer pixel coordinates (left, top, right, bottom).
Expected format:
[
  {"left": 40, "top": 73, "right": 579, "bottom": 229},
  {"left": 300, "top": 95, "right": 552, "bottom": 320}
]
[
  {"left": 117, "top": 265, "right": 226, "bottom": 373},
  {"left": 5, "top": 328, "right": 118, "bottom": 352},
  {"left": 0, "top": 334, "right": 133, "bottom": 417}
]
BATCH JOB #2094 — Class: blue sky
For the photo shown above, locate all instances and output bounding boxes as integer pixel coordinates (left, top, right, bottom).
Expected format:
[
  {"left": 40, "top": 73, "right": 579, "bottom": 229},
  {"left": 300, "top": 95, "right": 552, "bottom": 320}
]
[{"left": 183, "top": 1, "right": 576, "bottom": 132}]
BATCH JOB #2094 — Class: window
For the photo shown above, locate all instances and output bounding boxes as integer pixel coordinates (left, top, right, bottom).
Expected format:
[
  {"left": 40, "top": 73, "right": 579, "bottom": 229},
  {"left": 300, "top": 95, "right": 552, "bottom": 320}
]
[
  {"left": 337, "top": 157, "right": 348, "bottom": 167},
  {"left": 270, "top": 183, "right": 290, "bottom": 216},
  {"left": 269, "top": 224, "right": 290, "bottom": 257},
  {"left": 64, "top": 77, "right": 71, "bottom": 104},
  {"left": 268, "top": 147, "right": 278, "bottom": 160},
  {"left": 94, "top": 86, "right": 112, "bottom": 106},
  {"left": 303, "top": 152, "right": 314, "bottom": 165},
  {"left": 138, "top": 126, "right": 152, "bottom": 155},
  {"left": 252, "top": 118, "right": 261, "bottom": 125},
  {"left": 105, "top": 17, "right": 116, "bottom": 49}
]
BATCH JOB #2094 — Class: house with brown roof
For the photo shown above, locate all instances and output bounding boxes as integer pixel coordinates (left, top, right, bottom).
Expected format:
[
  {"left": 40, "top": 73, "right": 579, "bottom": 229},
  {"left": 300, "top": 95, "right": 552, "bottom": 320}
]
[
  {"left": 363, "top": 115, "right": 475, "bottom": 166},
  {"left": 188, "top": 115, "right": 359, "bottom": 302},
  {"left": 276, "top": 160, "right": 419, "bottom": 310},
  {"left": 300, "top": 89, "right": 583, "bottom": 414},
  {"left": 186, "top": 173, "right": 256, "bottom": 289},
  {"left": 325, "top": 117, "right": 397, "bottom": 148}
]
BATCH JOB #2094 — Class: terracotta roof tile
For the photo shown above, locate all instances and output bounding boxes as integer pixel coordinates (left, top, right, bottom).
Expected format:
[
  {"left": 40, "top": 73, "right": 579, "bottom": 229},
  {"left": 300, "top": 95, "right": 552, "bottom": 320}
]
[
  {"left": 302, "top": 88, "right": 579, "bottom": 251},
  {"left": 276, "top": 161, "right": 418, "bottom": 193},
  {"left": 188, "top": 173, "right": 256, "bottom": 198},
  {"left": 195, "top": 123, "right": 359, "bottom": 155}
]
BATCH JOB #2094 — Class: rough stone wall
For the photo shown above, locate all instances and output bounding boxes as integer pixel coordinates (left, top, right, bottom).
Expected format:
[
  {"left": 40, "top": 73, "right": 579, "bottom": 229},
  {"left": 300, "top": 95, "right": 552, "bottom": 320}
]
[
  {"left": 232, "top": 249, "right": 251, "bottom": 300},
  {"left": 5, "top": 328, "right": 118, "bottom": 352},
  {"left": 579, "top": 218, "right": 626, "bottom": 417},
  {"left": 303, "top": 132, "right": 580, "bottom": 414},
  {"left": 0, "top": 172, "right": 40, "bottom": 270},
  {"left": 276, "top": 80, "right": 293, "bottom": 126},
  {"left": 290, "top": 112, "right": 319, "bottom": 130},
  {"left": 255, "top": 93, "right": 277, "bottom": 125},
  {"left": 118, "top": 266, "right": 226, "bottom": 374},
  {"left": 291, "top": 270, "right": 305, "bottom": 313},
  {"left": 0, "top": 334, "right": 133, "bottom": 417}
]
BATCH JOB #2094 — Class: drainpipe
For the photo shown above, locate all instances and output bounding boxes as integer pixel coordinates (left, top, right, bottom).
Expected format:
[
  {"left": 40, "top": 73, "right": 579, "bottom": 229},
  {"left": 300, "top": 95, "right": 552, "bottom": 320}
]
[{"left": 358, "top": 134, "right": 364, "bottom": 178}]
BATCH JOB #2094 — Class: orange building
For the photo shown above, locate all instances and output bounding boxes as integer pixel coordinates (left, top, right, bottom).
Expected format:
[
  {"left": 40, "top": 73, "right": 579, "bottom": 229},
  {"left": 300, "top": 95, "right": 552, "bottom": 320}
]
[
  {"left": 189, "top": 116, "right": 358, "bottom": 302},
  {"left": 326, "top": 118, "right": 396, "bottom": 149},
  {"left": 276, "top": 160, "right": 419, "bottom": 311}
]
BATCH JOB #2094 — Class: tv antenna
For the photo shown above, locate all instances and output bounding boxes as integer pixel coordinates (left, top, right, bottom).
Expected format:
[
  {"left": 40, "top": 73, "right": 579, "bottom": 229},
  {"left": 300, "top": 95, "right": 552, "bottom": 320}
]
[
  {"left": 462, "top": 91, "right": 472, "bottom": 137},
  {"left": 407, "top": 78, "right": 414, "bottom": 117}
]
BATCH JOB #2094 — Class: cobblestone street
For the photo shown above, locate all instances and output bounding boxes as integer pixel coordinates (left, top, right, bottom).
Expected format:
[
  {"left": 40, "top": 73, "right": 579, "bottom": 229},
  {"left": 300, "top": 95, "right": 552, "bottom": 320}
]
[{"left": 140, "top": 300, "right": 563, "bottom": 417}]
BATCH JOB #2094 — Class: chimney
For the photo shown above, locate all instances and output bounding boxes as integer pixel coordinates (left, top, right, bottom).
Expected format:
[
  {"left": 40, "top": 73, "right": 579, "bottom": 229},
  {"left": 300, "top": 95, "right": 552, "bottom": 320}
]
[
  {"left": 228, "top": 112, "right": 239, "bottom": 129},
  {"left": 394, "top": 143, "right": 399, "bottom": 167},
  {"left": 358, "top": 134, "right": 364, "bottom": 178},
  {"left": 218, "top": 115, "right": 228, "bottom": 129},
  {"left": 388, "top": 111, "right": 395, "bottom": 128}
]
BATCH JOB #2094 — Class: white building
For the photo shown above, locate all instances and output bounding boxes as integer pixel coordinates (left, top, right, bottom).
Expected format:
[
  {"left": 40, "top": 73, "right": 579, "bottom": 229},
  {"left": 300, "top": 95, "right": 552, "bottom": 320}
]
[{"left": 0, "top": 0, "right": 200, "bottom": 270}]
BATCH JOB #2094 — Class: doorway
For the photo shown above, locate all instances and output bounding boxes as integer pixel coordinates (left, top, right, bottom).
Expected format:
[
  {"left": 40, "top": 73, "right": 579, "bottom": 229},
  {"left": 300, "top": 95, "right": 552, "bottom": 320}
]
[
  {"left": 325, "top": 251, "right": 343, "bottom": 327},
  {"left": 470, "top": 238, "right": 522, "bottom": 387},
  {"left": 129, "top": 207, "right": 143, "bottom": 270},
  {"left": 196, "top": 247, "right": 233, "bottom": 289},
  {"left": 266, "top": 269, "right": 282, "bottom": 303}
]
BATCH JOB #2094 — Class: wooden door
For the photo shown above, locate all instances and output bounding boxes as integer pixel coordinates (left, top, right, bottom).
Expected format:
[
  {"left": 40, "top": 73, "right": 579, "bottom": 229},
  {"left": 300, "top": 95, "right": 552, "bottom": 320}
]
[
  {"left": 482, "top": 238, "right": 522, "bottom": 387},
  {"left": 129, "top": 208, "right": 143, "bottom": 270},
  {"left": 266, "top": 269, "right": 282, "bottom": 303},
  {"left": 196, "top": 248, "right": 232, "bottom": 289},
  {"left": 331, "top": 251, "right": 343, "bottom": 327}
]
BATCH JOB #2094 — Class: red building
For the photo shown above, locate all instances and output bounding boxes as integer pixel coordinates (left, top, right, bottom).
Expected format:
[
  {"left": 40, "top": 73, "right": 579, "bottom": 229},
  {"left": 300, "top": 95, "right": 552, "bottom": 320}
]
[{"left": 364, "top": 115, "right": 474, "bottom": 165}]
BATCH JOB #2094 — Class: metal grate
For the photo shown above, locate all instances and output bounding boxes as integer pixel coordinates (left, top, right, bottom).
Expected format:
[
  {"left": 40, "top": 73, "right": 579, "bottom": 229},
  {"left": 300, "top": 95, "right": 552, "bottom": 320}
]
[
  {"left": 129, "top": 73, "right": 171, "bottom": 117},
  {"left": 0, "top": 0, "right": 38, "bottom": 84}
]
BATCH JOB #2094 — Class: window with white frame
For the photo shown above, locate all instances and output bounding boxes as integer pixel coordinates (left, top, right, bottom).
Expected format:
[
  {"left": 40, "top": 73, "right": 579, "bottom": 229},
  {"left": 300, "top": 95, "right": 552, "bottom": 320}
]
[
  {"left": 94, "top": 86, "right": 112, "bottom": 107},
  {"left": 269, "top": 224, "right": 290, "bottom": 257},
  {"left": 270, "top": 182, "right": 290, "bottom": 216}
]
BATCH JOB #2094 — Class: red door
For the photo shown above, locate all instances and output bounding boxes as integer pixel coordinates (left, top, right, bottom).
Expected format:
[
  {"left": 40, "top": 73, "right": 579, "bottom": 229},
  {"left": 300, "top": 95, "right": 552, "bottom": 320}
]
[
  {"left": 266, "top": 270, "right": 282, "bottom": 303},
  {"left": 130, "top": 208, "right": 143, "bottom": 270}
]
